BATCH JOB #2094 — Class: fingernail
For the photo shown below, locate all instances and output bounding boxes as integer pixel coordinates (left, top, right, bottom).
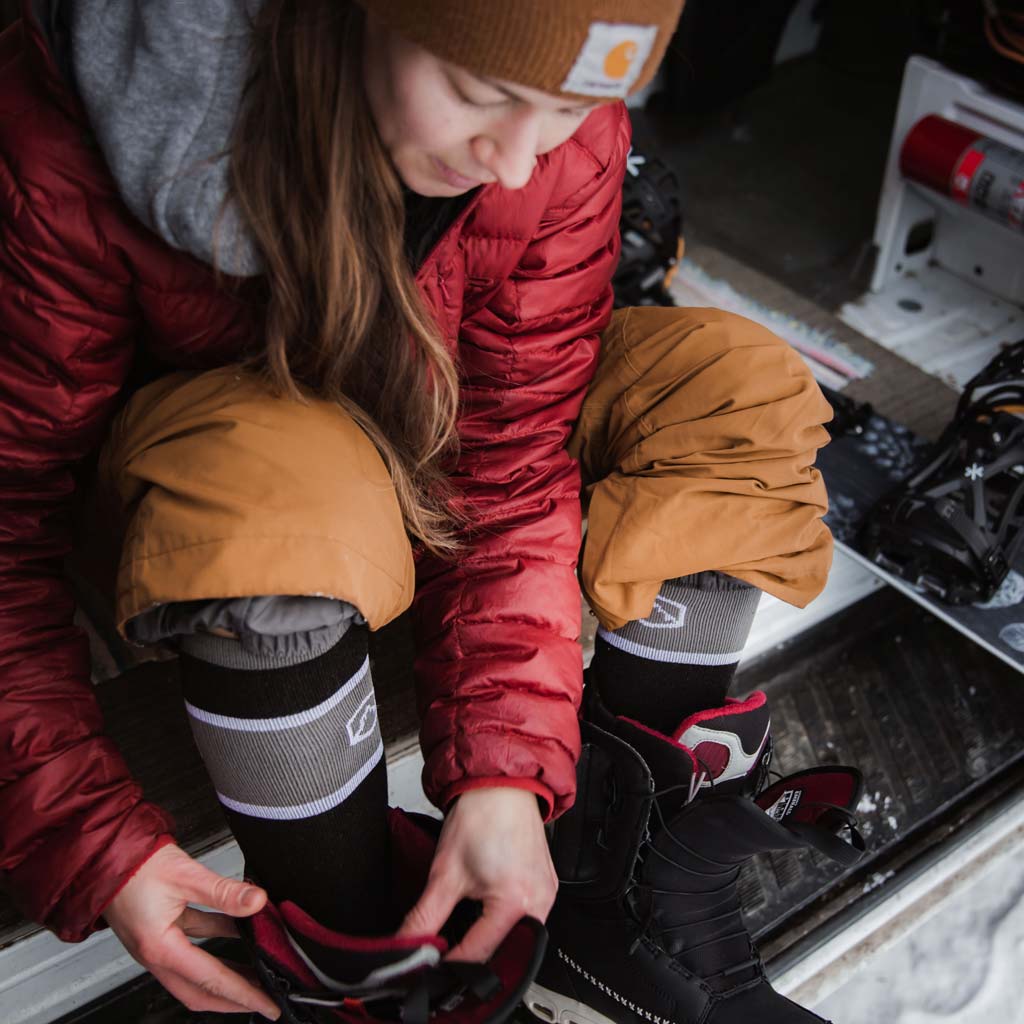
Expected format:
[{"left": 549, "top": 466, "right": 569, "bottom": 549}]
[{"left": 241, "top": 886, "right": 262, "bottom": 909}]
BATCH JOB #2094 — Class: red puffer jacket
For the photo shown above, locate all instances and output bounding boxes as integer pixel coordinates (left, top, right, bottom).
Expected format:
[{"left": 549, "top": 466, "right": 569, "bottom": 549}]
[{"left": 0, "top": 9, "right": 627, "bottom": 941}]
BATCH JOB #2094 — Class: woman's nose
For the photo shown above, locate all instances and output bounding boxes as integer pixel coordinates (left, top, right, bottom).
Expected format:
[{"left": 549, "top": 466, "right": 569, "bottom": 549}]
[{"left": 473, "top": 110, "right": 542, "bottom": 190}]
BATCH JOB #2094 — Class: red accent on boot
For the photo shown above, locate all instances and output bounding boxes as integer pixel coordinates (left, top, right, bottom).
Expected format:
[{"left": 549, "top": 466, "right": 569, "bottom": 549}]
[{"left": 281, "top": 901, "right": 447, "bottom": 955}]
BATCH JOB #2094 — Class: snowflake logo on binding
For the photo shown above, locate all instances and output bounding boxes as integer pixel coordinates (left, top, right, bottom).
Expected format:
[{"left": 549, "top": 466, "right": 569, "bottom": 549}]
[
  {"left": 965, "top": 463, "right": 985, "bottom": 481},
  {"left": 346, "top": 692, "right": 378, "bottom": 746},
  {"left": 625, "top": 147, "right": 646, "bottom": 178}
]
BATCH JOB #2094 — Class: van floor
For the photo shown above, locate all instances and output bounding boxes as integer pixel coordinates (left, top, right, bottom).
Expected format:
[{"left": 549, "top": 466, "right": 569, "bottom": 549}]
[{"left": 632, "top": 52, "right": 903, "bottom": 312}]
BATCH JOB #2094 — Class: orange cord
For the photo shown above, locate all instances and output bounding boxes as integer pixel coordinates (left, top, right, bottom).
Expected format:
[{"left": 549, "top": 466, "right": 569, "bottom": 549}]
[{"left": 985, "top": 14, "right": 1024, "bottom": 64}]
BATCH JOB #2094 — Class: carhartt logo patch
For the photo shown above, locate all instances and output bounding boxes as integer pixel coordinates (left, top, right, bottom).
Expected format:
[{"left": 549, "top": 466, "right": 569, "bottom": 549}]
[{"left": 561, "top": 21, "right": 658, "bottom": 98}]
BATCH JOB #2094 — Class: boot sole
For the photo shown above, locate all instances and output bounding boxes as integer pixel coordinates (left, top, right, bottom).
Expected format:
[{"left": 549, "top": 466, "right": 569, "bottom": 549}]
[{"left": 525, "top": 982, "right": 619, "bottom": 1024}]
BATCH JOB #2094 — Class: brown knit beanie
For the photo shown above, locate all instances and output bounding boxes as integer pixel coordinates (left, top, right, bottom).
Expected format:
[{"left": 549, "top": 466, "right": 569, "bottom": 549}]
[{"left": 358, "top": 1, "right": 685, "bottom": 101}]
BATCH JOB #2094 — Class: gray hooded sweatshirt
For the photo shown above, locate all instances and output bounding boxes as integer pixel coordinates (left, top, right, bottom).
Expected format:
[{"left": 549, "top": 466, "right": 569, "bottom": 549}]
[
  {"left": 40, "top": 0, "right": 363, "bottom": 657},
  {"left": 65, "top": 0, "right": 263, "bottom": 275}
]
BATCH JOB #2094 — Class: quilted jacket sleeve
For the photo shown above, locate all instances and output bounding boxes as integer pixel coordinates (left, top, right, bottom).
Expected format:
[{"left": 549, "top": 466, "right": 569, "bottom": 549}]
[
  {"left": 0, "top": 44, "right": 176, "bottom": 942},
  {"left": 414, "top": 107, "right": 631, "bottom": 820}
]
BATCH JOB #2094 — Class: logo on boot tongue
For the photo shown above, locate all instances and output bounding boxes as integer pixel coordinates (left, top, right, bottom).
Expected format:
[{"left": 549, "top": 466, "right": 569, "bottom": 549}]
[{"left": 765, "top": 789, "right": 802, "bottom": 822}]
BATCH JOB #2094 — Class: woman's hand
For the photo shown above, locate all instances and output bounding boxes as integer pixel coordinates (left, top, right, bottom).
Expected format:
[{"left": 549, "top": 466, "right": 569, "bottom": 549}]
[
  {"left": 396, "top": 786, "right": 558, "bottom": 962},
  {"left": 103, "top": 843, "right": 281, "bottom": 1020}
]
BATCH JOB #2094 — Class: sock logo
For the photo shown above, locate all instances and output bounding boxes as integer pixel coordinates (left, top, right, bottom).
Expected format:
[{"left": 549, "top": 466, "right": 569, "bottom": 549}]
[
  {"left": 641, "top": 595, "right": 687, "bottom": 629},
  {"left": 346, "top": 692, "right": 378, "bottom": 746}
]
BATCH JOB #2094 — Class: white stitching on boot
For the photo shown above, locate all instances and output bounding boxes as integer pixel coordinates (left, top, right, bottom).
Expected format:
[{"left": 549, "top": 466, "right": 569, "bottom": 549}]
[{"left": 556, "top": 949, "right": 670, "bottom": 1024}]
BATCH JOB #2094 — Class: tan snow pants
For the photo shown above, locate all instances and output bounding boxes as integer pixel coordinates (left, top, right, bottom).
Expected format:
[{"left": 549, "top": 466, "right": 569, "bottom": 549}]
[{"left": 90, "top": 306, "right": 833, "bottom": 638}]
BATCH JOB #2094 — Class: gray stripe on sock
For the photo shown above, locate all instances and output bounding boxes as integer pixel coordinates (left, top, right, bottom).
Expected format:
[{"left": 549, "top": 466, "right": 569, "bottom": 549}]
[
  {"left": 216, "top": 739, "right": 384, "bottom": 820},
  {"left": 598, "top": 572, "right": 760, "bottom": 665},
  {"left": 185, "top": 659, "right": 380, "bottom": 816}
]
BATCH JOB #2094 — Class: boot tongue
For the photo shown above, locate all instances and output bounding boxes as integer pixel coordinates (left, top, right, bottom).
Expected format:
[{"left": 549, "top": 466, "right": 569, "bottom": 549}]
[{"left": 672, "top": 691, "right": 771, "bottom": 797}]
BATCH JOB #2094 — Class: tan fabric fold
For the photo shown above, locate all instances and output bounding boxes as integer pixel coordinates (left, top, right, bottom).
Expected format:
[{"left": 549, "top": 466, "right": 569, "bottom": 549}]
[
  {"left": 95, "top": 307, "right": 831, "bottom": 644},
  {"left": 96, "top": 367, "right": 415, "bottom": 637},
  {"left": 569, "top": 305, "right": 833, "bottom": 631}
]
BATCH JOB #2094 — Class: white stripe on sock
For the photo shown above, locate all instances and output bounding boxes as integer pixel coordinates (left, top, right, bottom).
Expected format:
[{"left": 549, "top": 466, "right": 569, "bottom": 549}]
[
  {"left": 215, "top": 737, "right": 384, "bottom": 820},
  {"left": 184, "top": 656, "right": 370, "bottom": 732},
  {"left": 597, "top": 628, "right": 743, "bottom": 666}
]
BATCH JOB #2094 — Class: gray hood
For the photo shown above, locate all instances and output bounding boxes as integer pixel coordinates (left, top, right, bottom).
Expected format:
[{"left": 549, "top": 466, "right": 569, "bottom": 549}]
[{"left": 65, "top": 0, "right": 263, "bottom": 275}]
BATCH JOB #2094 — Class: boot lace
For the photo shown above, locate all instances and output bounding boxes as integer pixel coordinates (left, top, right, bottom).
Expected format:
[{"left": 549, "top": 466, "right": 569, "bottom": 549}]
[
  {"left": 622, "top": 766, "right": 865, "bottom": 987},
  {"left": 622, "top": 769, "right": 761, "bottom": 990}
]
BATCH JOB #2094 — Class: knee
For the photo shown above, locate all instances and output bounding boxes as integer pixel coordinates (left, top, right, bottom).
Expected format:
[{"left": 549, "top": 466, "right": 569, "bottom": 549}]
[
  {"left": 615, "top": 305, "right": 831, "bottom": 453},
  {"left": 103, "top": 367, "right": 414, "bottom": 635}
]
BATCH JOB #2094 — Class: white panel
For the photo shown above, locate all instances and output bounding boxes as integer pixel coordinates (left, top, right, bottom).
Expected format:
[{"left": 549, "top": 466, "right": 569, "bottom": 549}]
[{"left": 870, "top": 57, "right": 1024, "bottom": 305}]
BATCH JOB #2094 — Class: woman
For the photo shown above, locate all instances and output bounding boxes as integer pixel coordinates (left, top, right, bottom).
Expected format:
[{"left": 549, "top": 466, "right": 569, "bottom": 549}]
[{"left": 0, "top": 1, "right": 838, "bottom": 1022}]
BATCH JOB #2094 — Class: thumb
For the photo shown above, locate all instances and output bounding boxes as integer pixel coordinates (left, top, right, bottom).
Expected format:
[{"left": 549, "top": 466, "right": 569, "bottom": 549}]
[
  {"left": 396, "top": 870, "right": 460, "bottom": 939},
  {"left": 184, "top": 862, "right": 267, "bottom": 919}
]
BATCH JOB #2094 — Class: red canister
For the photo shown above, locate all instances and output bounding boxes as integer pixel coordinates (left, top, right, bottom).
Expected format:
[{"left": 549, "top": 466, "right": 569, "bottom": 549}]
[{"left": 900, "top": 114, "right": 1024, "bottom": 234}]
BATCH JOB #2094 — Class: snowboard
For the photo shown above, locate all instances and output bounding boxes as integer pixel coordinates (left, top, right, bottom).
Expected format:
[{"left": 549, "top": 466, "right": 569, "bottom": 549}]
[{"left": 816, "top": 391, "right": 1024, "bottom": 674}]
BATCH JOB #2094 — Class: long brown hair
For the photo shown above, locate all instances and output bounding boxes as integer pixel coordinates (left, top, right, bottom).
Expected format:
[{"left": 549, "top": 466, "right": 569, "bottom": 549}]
[{"left": 228, "top": 0, "right": 464, "bottom": 558}]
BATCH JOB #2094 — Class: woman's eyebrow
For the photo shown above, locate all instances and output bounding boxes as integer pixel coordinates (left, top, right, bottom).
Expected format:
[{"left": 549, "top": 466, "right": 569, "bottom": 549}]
[
  {"left": 477, "top": 74, "right": 592, "bottom": 110},
  {"left": 476, "top": 75, "right": 528, "bottom": 102}
]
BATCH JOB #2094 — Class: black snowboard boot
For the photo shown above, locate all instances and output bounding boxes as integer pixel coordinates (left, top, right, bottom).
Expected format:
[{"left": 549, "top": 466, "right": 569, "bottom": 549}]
[{"left": 526, "top": 686, "right": 864, "bottom": 1024}]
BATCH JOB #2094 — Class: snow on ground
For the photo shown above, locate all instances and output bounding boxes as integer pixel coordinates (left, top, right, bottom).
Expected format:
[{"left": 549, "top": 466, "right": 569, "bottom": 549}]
[{"left": 814, "top": 838, "right": 1024, "bottom": 1024}]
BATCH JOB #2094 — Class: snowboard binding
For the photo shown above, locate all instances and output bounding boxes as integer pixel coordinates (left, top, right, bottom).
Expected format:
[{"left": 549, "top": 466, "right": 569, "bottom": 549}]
[
  {"left": 612, "top": 147, "right": 684, "bottom": 308},
  {"left": 861, "top": 339, "right": 1024, "bottom": 604}
]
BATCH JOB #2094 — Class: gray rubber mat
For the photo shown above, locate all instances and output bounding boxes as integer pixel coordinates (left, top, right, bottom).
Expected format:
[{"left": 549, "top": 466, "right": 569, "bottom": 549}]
[{"left": 736, "top": 586, "right": 1024, "bottom": 943}]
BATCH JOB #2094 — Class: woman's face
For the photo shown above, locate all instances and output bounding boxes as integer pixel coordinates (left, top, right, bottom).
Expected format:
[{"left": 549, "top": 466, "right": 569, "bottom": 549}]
[{"left": 363, "top": 15, "right": 599, "bottom": 197}]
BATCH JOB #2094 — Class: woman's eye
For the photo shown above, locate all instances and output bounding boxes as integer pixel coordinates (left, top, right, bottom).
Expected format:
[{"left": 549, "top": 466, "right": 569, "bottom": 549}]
[{"left": 451, "top": 79, "right": 505, "bottom": 108}]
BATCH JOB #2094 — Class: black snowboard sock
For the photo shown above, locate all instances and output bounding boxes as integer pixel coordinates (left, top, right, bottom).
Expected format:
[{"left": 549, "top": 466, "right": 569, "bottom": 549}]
[
  {"left": 179, "top": 624, "right": 394, "bottom": 936},
  {"left": 590, "top": 572, "right": 760, "bottom": 735}
]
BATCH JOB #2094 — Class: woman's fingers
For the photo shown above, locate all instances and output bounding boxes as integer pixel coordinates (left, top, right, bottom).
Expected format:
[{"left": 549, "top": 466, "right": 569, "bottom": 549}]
[
  {"left": 102, "top": 844, "right": 279, "bottom": 1017},
  {"left": 445, "top": 900, "right": 524, "bottom": 964},
  {"left": 395, "top": 867, "right": 462, "bottom": 938},
  {"left": 156, "top": 927, "right": 280, "bottom": 1019},
  {"left": 149, "top": 966, "right": 263, "bottom": 1018},
  {"left": 176, "top": 906, "right": 241, "bottom": 940},
  {"left": 175, "top": 857, "right": 267, "bottom": 919}
]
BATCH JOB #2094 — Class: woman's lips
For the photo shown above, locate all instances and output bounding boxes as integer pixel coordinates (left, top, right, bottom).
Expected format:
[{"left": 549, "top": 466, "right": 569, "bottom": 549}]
[{"left": 432, "top": 156, "right": 484, "bottom": 190}]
